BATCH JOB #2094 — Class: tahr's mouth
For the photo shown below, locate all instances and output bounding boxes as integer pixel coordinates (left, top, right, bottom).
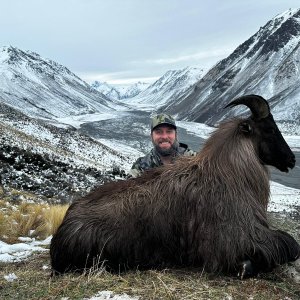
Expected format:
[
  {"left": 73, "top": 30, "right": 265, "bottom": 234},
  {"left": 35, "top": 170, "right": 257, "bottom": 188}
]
[{"left": 279, "top": 161, "right": 295, "bottom": 173}]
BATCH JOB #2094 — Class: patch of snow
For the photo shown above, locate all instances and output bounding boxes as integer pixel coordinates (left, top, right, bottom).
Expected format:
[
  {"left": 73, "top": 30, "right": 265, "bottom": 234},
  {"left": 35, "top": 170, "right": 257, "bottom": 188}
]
[
  {"left": 4, "top": 273, "right": 18, "bottom": 282},
  {"left": 0, "top": 236, "right": 51, "bottom": 263},
  {"left": 97, "top": 139, "right": 144, "bottom": 158},
  {"left": 56, "top": 111, "right": 128, "bottom": 129},
  {"left": 86, "top": 291, "right": 139, "bottom": 300},
  {"left": 269, "top": 181, "right": 300, "bottom": 213},
  {"left": 176, "top": 120, "right": 215, "bottom": 139}
]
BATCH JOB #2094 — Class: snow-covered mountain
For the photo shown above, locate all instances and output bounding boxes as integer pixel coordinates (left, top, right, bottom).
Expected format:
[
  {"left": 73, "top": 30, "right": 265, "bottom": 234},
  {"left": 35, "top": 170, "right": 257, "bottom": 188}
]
[
  {"left": 91, "top": 81, "right": 121, "bottom": 100},
  {"left": 124, "top": 67, "right": 205, "bottom": 111},
  {"left": 160, "top": 8, "right": 300, "bottom": 125},
  {"left": 91, "top": 81, "right": 149, "bottom": 100},
  {"left": 122, "top": 81, "right": 150, "bottom": 99},
  {"left": 0, "top": 46, "right": 125, "bottom": 120},
  {"left": 0, "top": 102, "right": 134, "bottom": 202}
]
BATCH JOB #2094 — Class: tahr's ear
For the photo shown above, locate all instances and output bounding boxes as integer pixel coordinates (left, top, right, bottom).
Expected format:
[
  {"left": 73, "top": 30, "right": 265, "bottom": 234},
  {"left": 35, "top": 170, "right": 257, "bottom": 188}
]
[{"left": 239, "top": 121, "right": 252, "bottom": 134}]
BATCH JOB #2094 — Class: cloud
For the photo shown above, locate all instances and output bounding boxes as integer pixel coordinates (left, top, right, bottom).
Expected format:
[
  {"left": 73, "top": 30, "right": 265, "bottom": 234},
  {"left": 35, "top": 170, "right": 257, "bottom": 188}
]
[
  {"left": 77, "top": 71, "right": 130, "bottom": 83},
  {"left": 77, "top": 46, "right": 235, "bottom": 85},
  {"left": 133, "top": 47, "right": 234, "bottom": 65},
  {"left": 77, "top": 71, "right": 158, "bottom": 85}
]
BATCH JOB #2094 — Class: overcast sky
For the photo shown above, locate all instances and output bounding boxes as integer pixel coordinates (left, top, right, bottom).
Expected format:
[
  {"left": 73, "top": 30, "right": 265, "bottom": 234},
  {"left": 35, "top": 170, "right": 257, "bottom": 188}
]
[{"left": 1, "top": 1, "right": 299, "bottom": 85}]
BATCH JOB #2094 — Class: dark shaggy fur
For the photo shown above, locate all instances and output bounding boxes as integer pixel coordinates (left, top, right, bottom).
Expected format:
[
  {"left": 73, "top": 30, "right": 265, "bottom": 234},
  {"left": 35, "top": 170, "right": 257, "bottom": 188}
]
[{"left": 50, "top": 97, "right": 300, "bottom": 277}]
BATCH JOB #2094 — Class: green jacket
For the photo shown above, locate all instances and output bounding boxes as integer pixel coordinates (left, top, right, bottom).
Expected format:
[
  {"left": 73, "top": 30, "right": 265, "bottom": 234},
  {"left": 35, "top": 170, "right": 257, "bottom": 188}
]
[{"left": 129, "top": 143, "right": 196, "bottom": 177}]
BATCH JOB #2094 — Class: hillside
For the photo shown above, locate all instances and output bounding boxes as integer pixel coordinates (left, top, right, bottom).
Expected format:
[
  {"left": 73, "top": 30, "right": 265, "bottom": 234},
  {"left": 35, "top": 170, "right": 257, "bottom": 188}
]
[
  {"left": 158, "top": 9, "right": 300, "bottom": 126},
  {"left": 0, "top": 46, "right": 125, "bottom": 119},
  {"left": 124, "top": 67, "right": 205, "bottom": 111},
  {"left": 0, "top": 102, "right": 133, "bottom": 202}
]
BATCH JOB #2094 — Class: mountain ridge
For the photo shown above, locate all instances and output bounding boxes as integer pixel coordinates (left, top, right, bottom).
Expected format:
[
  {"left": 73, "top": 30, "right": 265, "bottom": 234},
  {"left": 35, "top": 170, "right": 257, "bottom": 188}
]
[
  {"left": 0, "top": 46, "right": 125, "bottom": 120},
  {"left": 123, "top": 66, "right": 205, "bottom": 111},
  {"left": 157, "top": 8, "right": 300, "bottom": 125},
  {"left": 91, "top": 81, "right": 150, "bottom": 100}
]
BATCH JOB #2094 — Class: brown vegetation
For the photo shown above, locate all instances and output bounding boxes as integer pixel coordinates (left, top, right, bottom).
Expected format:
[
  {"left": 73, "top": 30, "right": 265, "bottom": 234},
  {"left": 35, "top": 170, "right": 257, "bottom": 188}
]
[{"left": 0, "top": 199, "right": 68, "bottom": 243}]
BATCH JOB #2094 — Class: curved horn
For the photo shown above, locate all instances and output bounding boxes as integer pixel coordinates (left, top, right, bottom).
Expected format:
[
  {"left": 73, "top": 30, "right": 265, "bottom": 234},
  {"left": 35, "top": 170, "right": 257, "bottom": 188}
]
[{"left": 224, "top": 94, "right": 270, "bottom": 119}]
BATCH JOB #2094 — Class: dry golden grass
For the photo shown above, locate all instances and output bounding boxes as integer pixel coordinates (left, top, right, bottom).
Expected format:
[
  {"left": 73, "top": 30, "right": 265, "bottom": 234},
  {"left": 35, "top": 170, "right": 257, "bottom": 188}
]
[
  {"left": 0, "top": 210, "right": 6, "bottom": 236},
  {"left": 11, "top": 203, "right": 45, "bottom": 238},
  {"left": 0, "top": 200, "right": 68, "bottom": 243},
  {"left": 34, "top": 204, "right": 69, "bottom": 239}
]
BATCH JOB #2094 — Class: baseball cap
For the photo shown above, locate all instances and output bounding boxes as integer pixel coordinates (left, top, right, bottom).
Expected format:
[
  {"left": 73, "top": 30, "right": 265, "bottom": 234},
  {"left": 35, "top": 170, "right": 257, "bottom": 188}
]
[{"left": 151, "top": 113, "right": 177, "bottom": 131}]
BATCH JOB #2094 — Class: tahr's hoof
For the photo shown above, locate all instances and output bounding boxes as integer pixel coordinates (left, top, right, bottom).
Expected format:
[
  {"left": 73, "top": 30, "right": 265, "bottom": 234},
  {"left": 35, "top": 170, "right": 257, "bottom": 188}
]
[{"left": 237, "top": 260, "right": 257, "bottom": 280}]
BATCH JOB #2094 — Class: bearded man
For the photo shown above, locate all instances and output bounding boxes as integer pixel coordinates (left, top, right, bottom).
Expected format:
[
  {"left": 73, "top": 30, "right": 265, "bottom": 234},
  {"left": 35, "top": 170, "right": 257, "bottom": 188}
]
[{"left": 129, "top": 113, "right": 196, "bottom": 178}]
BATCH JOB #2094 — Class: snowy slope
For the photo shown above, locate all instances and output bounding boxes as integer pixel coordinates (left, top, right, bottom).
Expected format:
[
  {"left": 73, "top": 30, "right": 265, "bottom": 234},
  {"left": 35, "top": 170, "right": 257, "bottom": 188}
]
[
  {"left": 159, "top": 9, "right": 300, "bottom": 125},
  {"left": 122, "top": 82, "right": 150, "bottom": 99},
  {"left": 124, "top": 67, "right": 205, "bottom": 111},
  {"left": 0, "top": 46, "right": 126, "bottom": 119},
  {"left": 91, "top": 81, "right": 150, "bottom": 100},
  {"left": 91, "top": 81, "right": 122, "bottom": 100},
  {"left": 0, "top": 102, "right": 135, "bottom": 202}
]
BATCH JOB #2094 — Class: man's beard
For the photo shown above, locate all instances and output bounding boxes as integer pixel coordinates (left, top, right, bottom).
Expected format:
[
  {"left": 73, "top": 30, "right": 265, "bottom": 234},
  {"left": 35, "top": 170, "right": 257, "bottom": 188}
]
[{"left": 154, "top": 140, "right": 179, "bottom": 156}]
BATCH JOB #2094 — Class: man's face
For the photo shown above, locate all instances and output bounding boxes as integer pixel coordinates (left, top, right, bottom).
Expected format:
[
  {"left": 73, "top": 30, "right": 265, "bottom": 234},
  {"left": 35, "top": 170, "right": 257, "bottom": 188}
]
[{"left": 151, "top": 125, "right": 177, "bottom": 155}]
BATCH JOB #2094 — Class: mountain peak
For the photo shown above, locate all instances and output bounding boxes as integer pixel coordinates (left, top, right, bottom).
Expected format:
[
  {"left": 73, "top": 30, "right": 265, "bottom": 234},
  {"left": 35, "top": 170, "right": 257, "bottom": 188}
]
[
  {"left": 1, "top": 45, "right": 43, "bottom": 64},
  {"left": 273, "top": 8, "right": 299, "bottom": 20},
  {"left": 258, "top": 8, "right": 300, "bottom": 55},
  {"left": 0, "top": 45, "right": 79, "bottom": 80}
]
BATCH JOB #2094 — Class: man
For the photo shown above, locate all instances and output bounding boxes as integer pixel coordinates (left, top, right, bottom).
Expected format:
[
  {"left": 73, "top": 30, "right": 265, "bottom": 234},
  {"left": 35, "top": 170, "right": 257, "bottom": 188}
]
[{"left": 129, "top": 113, "right": 196, "bottom": 177}]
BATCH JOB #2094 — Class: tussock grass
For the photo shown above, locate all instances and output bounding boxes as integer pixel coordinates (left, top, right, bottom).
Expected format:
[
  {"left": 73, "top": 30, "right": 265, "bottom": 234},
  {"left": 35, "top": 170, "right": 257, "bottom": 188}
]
[
  {"left": 10, "top": 202, "right": 45, "bottom": 238},
  {"left": 35, "top": 204, "right": 69, "bottom": 238},
  {"left": 0, "top": 200, "right": 68, "bottom": 243},
  {"left": 0, "top": 210, "right": 6, "bottom": 235}
]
